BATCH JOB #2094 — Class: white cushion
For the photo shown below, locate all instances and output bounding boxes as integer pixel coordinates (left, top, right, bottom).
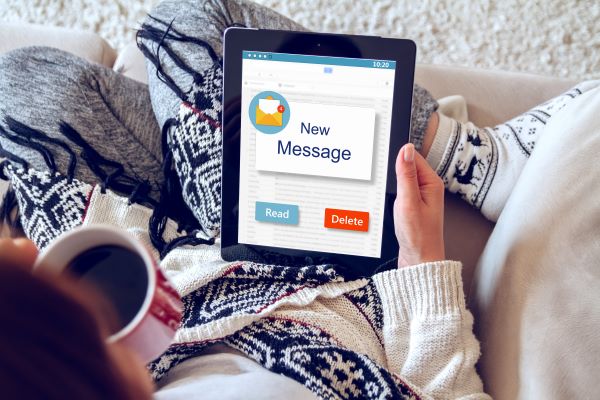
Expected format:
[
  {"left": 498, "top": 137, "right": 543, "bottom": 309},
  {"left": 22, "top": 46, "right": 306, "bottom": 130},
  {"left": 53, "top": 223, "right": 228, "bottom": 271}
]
[
  {"left": 473, "top": 82, "right": 600, "bottom": 399},
  {"left": 113, "top": 42, "right": 148, "bottom": 83},
  {"left": 0, "top": 23, "right": 116, "bottom": 67}
]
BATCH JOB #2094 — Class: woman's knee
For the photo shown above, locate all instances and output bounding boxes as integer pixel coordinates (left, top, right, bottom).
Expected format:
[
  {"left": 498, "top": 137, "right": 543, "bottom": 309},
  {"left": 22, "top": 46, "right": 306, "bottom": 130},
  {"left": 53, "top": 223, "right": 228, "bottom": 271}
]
[
  {"left": 0, "top": 46, "right": 101, "bottom": 101},
  {"left": 0, "top": 47, "right": 101, "bottom": 174},
  {"left": 0, "top": 46, "right": 87, "bottom": 76}
]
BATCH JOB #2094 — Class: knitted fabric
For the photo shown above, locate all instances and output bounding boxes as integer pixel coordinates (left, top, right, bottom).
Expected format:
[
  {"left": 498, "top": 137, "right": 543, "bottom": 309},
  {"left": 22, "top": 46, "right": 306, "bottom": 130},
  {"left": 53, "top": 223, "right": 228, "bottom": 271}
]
[
  {"left": 0, "top": 163, "right": 91, "bottom": 248},
  {"left": 151, "top": 261, "right": 418, "bottom": 399},
  {"left": 84, "top": 185, "right": 428, "bottom": 400},
  {"left": 0, "top": 143, "right": 491, "bottom": 399},
  {"left": 0, "top": 153, "right": 431, "bottom": 399},
  {"left": 169, "top": 66, "right": 224, "bottom": 235},
  {"left": 425, "top": 81, "right": 599, "bottom": 221}
]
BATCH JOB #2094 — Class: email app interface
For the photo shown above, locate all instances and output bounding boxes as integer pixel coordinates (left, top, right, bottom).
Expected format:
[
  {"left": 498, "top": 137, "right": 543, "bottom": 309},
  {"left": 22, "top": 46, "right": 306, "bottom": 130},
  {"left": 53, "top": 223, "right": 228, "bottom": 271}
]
[{"left": 239, "top": 51, "right": 396, "bottom": 258}]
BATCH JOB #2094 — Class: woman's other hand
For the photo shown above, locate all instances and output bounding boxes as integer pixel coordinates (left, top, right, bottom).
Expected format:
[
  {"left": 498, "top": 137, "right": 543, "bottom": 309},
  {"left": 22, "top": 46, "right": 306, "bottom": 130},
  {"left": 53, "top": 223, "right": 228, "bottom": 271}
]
[
  {"left": 394, "top": 143, "right": 445, "bottom": 268},
  {"left": 0, "top": 238, "right": 38, "bottom": 270}
]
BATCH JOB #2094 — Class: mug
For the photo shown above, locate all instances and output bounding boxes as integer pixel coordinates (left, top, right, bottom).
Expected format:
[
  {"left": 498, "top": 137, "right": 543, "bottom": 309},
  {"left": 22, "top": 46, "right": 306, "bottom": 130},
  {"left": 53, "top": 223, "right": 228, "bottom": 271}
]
[{"left": 34, "top": 225, "right": 182, "bottom": 364}]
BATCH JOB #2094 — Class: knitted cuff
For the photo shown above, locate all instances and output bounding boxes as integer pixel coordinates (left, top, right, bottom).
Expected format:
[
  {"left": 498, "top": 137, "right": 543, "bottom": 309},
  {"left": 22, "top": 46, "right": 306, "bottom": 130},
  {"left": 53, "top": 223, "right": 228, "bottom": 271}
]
[
  {"left": 373, "top": 261, "right": 466, "bottom": 324},
  {"left": 426, "top": 112, "right": 456, "bottom": 170},
  {"left": 410, "top": 85, "right": 439, "bottom": 151}
]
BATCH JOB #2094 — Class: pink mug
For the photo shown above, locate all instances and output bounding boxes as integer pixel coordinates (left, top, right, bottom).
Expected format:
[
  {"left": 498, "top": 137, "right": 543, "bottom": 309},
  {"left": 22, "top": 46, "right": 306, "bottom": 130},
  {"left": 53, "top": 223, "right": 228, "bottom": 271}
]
[{"left": 34, "top": 225, "right": 182, "bottom": 364}]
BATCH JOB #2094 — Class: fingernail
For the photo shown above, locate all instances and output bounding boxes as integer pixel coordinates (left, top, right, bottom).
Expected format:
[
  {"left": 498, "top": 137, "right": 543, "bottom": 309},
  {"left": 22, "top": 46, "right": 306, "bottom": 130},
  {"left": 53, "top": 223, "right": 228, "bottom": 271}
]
[{"left": 403, "top": 143, "right": 415, "bottom": 162}]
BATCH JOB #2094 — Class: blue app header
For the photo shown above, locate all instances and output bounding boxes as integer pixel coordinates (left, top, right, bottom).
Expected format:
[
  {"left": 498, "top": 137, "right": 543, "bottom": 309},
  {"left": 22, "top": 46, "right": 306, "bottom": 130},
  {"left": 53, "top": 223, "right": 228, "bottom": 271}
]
[{"left": 243, "top": 51, "right": 396, "bottom": 69}]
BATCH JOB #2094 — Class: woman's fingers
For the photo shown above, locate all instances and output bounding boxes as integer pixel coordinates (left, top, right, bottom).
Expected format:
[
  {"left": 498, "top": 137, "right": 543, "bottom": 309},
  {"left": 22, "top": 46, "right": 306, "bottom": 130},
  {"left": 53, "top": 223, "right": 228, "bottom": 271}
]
[
  {"left": 396, "top": 143, "right": 420, "bottom": 204},
  {"left": 396, "top": 143, "right": 444, "bottom": 204},
  {"left": 393, "top": 143, "right": 446, "bottom": 267},
  {"left": 413, "top": 151, "right": 444, "bottom": 206}
]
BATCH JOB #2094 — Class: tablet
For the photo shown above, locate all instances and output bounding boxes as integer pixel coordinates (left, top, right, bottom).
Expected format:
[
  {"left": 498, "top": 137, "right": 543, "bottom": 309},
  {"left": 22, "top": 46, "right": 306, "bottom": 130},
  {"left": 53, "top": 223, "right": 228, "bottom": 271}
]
[{"left": 221, "top": 28, "right": 416, "bottom": 276}]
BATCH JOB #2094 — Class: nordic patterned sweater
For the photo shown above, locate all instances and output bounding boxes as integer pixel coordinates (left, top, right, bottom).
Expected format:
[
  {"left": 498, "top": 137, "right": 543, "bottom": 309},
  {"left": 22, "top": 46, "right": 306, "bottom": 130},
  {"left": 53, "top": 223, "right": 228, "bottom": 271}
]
[
  {"left": 1, "top": 160, "right": 488, "bottom": 400},
  {"left": 91, "top": 189, "right": 488, "bottom": 400}
]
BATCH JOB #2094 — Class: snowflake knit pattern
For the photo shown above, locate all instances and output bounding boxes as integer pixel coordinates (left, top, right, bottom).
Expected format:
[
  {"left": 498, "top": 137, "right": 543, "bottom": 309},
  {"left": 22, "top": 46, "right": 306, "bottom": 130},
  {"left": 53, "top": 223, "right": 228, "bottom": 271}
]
[
  {"left": 0, "top": 163, "right": 92, "bottom": 249},
  {"left": 428, "top": 81, "right": 599, "bottom": 221},
  {"left": 169, "top": 65, "right": 224, "bottom": 236}
]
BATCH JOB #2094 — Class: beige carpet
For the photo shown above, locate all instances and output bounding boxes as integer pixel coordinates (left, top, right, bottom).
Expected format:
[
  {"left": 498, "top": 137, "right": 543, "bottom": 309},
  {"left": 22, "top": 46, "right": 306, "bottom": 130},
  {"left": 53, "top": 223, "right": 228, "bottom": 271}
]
[{"left": 0, "top": 0, "right": 598, "bottom": 80}]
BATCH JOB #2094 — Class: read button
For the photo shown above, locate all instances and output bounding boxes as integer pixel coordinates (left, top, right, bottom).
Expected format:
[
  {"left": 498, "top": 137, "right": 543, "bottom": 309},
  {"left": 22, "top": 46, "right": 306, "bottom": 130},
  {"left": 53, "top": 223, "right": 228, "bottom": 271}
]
[
  {"left": 324, "top": 208, "right": 369, "bottom": 232},
  {"left": 255, "top": 201, "right": 299, "bottom": 225}
]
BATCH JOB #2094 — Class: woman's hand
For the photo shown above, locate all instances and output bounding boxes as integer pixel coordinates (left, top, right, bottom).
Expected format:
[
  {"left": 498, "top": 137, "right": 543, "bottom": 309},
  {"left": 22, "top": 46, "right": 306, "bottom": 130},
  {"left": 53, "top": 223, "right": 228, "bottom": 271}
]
[
  {"left": 0, "top": 238, "right": 38, "bottom": 270},
  {"left": 394, "top": 143, "right": 445, "bottom": 268}
]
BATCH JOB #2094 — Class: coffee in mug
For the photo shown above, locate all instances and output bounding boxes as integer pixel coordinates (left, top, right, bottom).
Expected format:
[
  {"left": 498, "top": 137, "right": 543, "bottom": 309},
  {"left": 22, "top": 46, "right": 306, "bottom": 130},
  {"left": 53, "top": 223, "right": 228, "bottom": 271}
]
[
  {"left": 34, "top": 225, "right": 182, "bottom": 363},
  {"left": 65, "top": 245, "right": 150, "bottom": 334}
]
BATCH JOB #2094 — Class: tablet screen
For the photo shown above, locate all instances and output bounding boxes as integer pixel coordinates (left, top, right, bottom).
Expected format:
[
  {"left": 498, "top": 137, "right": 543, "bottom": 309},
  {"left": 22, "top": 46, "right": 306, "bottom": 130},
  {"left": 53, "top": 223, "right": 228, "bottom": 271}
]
[{"left": 238, "top": 51, "right": 396, "bottom": 258}]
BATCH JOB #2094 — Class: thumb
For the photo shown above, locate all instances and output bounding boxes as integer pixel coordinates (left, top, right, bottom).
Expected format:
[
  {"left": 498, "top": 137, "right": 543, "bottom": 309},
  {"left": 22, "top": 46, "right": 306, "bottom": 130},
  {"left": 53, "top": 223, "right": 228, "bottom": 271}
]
[
  {"left": 413, "top": 151, "right": 444, "bottom": 206},
  {"left": 396, "top": 143, "right": 420, "bottom": 204}
]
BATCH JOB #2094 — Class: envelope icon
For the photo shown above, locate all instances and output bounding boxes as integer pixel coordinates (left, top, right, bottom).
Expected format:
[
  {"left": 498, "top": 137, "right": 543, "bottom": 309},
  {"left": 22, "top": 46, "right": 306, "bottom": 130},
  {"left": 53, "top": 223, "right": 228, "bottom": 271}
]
[{"left": 256, "top": 96, "right": 282, "bottom": 126}]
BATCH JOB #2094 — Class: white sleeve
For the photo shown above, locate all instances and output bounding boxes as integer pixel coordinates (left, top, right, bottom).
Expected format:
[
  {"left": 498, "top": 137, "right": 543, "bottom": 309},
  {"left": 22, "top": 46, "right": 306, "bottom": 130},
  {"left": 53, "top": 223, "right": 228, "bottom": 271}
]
[{"left": 373, "top": 261, "right": 491, "bottom": 400}]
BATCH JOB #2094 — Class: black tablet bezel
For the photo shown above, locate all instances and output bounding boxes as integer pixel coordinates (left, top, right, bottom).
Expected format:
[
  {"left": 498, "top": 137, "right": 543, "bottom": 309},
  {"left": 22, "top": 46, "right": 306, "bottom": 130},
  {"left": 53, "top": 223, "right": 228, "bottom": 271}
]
[{"left": 221, "top": 28, "right": 416, "bottom": 277}]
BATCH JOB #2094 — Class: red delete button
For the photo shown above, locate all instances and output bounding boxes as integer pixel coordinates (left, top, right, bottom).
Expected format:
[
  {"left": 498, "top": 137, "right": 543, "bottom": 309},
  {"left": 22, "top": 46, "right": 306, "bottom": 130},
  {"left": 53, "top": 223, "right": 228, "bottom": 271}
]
[{"left": 324, "top": 208, "right": 369, "bottom": 232}]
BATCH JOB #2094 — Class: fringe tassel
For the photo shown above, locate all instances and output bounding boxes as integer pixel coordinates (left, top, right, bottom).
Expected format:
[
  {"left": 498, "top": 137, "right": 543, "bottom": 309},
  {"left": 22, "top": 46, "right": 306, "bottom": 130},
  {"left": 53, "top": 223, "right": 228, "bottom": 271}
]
[
  {"left": 0, "top": 159, "right": 21, "bottom": 237},
  {"left": 0, "top": 143, "right": 28, "bottom": 170},
  {"left": 137, "top": 19, "right": 190, "bottom": 101},
  {"left": 0, "top": 124, "right": 57, "bottom": 174},
  {"left": 5, "top": 117, "right": 77, "bottom": 182},
  {"left": 141, "top": 13, "right": 221, "bottom": 61},
  {"left": 0, "top": 118, "right": 157, "bottom": 208},
  {"left": 136, "top": 14, "right": 227, "bottom": 257},
  {"left": 148, "top": 118, "right": 214, "bottom": 258},
  {"left": 138, "top": 20, "right": 208, "bottom": 83},
  {"left": 58, "top": 121, "right": 156, "bottom": 207},
  {"left": 135, "top": 11, "right": 228, "bottom": 103},
  {"left": 0, "top": 187, "right": 19, "bottom": 237},
  {"left": 0, "top": 116, "right": 211, "bottom": 258},
  {"left": 0, "top": 117, "right": 151, "bottom": 202}
]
